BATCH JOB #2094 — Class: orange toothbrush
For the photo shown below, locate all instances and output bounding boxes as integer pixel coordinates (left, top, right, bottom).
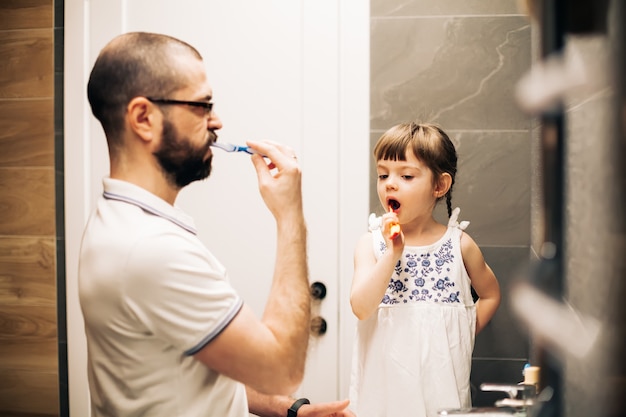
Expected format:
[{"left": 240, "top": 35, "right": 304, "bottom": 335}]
[{"left": 388, "top": 205, "right": 401, "bottom": 240}]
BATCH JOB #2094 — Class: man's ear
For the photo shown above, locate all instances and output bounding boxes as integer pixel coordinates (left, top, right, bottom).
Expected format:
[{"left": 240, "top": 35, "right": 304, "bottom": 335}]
[
  {"left": 126, "top": 97, "right": 160, "bottom": 143},
  {"left": 434, "top": 173, "right": 452, "bottom": 198}
]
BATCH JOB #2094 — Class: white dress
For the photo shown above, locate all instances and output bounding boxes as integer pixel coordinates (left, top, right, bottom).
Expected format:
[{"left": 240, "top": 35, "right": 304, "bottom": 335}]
[{"left": 349, "top": 208, "right": 476, "bottom": 417}]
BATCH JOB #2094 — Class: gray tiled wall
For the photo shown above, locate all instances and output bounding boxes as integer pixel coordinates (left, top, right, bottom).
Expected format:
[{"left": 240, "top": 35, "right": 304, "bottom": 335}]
[{"left": 369, "top": 0, "right": 533, "bottom": 407}]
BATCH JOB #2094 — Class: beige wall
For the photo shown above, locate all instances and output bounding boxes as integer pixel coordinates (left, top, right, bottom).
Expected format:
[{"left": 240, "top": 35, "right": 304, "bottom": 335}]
[{"left": 0, "top": 0, "right": 59, "bottom": 416}]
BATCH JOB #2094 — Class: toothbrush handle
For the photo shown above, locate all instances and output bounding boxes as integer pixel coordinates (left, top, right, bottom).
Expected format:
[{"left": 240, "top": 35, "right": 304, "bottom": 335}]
[{"left": 235, "top": 146, "right": 256, "bottom": 155}]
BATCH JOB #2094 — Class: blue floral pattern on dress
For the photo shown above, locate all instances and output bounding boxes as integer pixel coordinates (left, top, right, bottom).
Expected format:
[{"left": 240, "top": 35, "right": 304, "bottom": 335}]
[{"left": 380, "top": 237, "right": 462, "bottom": 305}]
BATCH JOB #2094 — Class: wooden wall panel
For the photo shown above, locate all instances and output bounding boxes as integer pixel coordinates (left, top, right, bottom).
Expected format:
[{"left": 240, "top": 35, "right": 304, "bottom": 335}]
[
  {"left": 0, "top": 369, "right": 59, "bottom": 415},
  {"left": 0, "top": 304, "right": 58, "bottom": 374},
  {"left": 0, "top": 237, "right": 56, "bottom": 306},
  {"left": 0, "top": 0, "right": 59, "bottom": 415},
  {"left": 0, "top": 29, "right": 53, "bottom": 99},
  {"left": 0, "top": 168, "right": 55, "bottom": 236},
  {"left": 0, "top": 305, "right": 57, "bottom": 341},
  {"left": 0, "top": 100, "right": 54, "bottom": 167},
  {"left": 0, "top": 338, "right": 58, "bottom": 371},
  {"left": 0, "top": 0, "right": 53, "bottom": 31}
]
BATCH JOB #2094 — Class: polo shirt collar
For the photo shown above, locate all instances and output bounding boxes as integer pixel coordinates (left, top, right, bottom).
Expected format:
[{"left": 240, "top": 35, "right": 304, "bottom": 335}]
[{"left": 102, "top": 177, "right": 197, "bottom": 235}]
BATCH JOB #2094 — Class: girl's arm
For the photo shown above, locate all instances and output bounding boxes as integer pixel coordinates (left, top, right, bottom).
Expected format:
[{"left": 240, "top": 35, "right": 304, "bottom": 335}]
[
  {"left": 460, "top": 232, "right": 501, "bottom": 334},
  {"left": 350, "top": 227, "right": 403, "bottom": 320}
]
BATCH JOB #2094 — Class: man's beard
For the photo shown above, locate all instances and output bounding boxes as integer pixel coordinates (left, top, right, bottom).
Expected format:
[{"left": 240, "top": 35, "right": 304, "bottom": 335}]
[{"left": 153, "top": 119, "right": 214, "bottom": 189}]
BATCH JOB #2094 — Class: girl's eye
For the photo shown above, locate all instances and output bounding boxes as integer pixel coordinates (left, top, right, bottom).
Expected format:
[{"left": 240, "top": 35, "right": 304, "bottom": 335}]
[
  {"left": 378, "top": 174, "right": 388, "bottom": 180},
  {"left": 402, "top": 175, "right": 413, "bottom": 180}
]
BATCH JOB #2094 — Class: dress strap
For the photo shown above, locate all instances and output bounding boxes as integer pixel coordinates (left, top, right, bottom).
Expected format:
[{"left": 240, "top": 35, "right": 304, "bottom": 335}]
[{"left": 447, "top": 207, "right": 470, "bottom": 231}]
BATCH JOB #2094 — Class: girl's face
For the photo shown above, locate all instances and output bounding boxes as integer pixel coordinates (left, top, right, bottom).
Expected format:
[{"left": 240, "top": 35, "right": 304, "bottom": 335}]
[{"left": 376, "top": 149, "right": 438, "bottom": 222}]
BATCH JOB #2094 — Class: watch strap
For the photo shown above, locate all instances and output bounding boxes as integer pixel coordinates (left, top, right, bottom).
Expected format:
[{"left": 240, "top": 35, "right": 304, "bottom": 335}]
[{"left": 287, "top": 398, "right": 310, "bottom": 417}]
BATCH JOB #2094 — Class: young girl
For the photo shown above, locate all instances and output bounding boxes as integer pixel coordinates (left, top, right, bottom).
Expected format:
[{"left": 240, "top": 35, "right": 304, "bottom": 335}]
[{"left": 349, "top": 122, "right": 501, "bottom": 417}]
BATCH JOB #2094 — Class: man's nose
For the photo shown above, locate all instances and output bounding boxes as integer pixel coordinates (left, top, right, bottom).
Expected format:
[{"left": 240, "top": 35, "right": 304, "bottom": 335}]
[{"left": 207, "top": 112, "right": 223, "bottom": 130}]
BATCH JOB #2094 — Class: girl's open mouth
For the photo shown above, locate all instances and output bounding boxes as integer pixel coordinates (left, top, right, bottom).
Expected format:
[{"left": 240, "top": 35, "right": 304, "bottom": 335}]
[{"left": 388, "top": 199, "right": 400, "bottom": 211}]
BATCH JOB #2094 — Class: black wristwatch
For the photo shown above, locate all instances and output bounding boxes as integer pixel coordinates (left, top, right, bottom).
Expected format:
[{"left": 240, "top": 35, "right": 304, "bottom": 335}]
[{"left": 287, "top": 398, "right": 310, "bottom": 417}]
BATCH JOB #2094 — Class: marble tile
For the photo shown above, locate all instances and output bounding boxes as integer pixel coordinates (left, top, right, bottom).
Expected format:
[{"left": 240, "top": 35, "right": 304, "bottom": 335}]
[
  {"left": 435, "top": 130, "right": 531, "bottom": 246},
  {"left": 371, "top": 16, "right": 532, "bottom": 130},
  {"left": 474, "top": 246, "right": 531, "bottom": 360},
  {"left": 371, "top": 0, "right": 523, "bottom": 17}
]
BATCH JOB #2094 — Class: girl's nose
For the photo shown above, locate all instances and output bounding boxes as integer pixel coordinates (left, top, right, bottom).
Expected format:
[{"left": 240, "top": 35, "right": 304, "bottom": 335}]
[{"left": 386, "top": 181, "right": 398, "bottom": 190}]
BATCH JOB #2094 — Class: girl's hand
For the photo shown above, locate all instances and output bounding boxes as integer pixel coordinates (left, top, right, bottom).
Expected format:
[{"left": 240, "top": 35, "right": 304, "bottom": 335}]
[{"left": 382, "top": 212, "right": 404, "bottom": 253}]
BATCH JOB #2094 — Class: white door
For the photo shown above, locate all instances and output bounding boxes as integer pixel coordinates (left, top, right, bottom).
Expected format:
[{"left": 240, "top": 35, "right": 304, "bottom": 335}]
[{"left": 64, "top": 0, "right": 369, "bottom": 415}]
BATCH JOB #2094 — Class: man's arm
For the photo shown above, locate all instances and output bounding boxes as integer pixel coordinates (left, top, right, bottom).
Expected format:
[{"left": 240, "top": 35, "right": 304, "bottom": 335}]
[{"left": 194, "top": 141, "right": 310, "bottom": 395}]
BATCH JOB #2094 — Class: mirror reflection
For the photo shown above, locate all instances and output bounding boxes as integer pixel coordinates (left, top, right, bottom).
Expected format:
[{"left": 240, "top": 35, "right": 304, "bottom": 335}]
[{"left": 369, "top": 0, "right": 532, "bottom": 407}]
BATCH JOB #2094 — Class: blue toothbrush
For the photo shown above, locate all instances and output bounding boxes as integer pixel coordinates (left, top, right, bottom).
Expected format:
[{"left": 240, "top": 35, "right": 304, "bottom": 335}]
[{"left": 210, "top": 142, "right": 258, "bottom": 155}]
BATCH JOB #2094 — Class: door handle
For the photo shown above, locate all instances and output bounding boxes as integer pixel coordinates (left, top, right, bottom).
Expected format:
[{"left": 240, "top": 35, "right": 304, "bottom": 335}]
[
  {"left": 310, "top": 281, "right": 327, "bottom": 300},
  {"left": 310, "top": 316, "right": 327, "bottom": 336}
]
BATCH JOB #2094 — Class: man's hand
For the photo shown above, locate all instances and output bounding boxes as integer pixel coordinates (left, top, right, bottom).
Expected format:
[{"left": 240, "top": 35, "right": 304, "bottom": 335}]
[
  {"left": 246, "top": 387, "right": 356, "bottom": 417},
  {"left": 298, "top": 399, "right": 356, "bottom": 417},
  {"left": 247, "top": 140, "right": 303, "bottom": 223}
]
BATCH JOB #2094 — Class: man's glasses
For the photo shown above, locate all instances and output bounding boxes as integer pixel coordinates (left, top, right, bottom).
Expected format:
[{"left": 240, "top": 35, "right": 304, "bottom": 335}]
[{"left": 146, "top": 97, "right": 214, "bottom": 116}]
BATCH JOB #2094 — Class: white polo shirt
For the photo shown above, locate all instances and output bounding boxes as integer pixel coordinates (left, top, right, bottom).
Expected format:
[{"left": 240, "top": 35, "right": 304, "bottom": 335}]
[{"left": 78, "top": 177, "right": 247, "bottom": 417}]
